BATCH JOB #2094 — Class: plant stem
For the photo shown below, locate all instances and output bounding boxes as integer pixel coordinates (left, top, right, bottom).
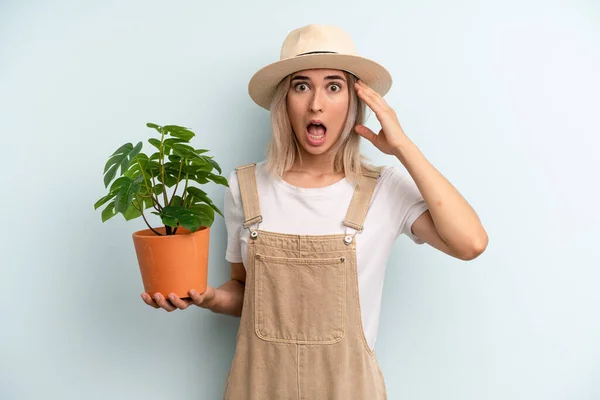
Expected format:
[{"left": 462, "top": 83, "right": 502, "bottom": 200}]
[
  {"left": 159, "top": 129, "right": 168, "bottom": 208},
  {"left": 182, "top": 173, "right": 189, "bottom": 206},
  {"left": 136, "top": 157, "right": 161, "bottom": 211},
  {"left": 139, "top": 193, "right": 161, "bottom": 212},
  {"left": 168, "top": 159, "right": 184, "bottom": 207},
  {"left": 148, "top": 169, "right": 161, "bottom": 211},
  {"left": 134, "top": 198, "right": 163, "bottom": 236}
]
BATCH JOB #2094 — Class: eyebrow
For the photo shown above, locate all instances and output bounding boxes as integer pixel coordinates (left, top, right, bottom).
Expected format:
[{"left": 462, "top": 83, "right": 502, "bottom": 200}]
[{"left": 291, "top": 75, "right": 346, "bottom": 82}]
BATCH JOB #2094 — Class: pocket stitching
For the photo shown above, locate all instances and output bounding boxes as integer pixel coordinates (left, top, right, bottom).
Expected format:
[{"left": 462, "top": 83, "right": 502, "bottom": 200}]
[{"left": 254, "top": 254, "right": 346, "bottom": 344}]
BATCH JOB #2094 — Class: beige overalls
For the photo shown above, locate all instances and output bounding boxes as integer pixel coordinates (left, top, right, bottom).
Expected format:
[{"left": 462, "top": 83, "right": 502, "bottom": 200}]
[{"left": 223, "top": 163, "right": 387, "bottom": 400}]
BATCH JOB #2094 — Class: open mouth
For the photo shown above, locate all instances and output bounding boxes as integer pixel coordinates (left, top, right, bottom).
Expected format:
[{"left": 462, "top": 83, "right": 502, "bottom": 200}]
[{"left": 306, "top": 122, "right": 327, "bottom": 146}]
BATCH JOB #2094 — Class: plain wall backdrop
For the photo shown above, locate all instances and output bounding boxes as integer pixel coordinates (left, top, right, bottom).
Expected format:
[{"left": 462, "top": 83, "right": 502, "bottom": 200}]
[{"left": 1, "top": 0, "right": 599, "bottom": 399}]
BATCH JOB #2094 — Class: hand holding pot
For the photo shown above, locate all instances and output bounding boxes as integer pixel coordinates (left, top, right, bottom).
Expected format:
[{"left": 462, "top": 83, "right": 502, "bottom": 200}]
[{"left": 141, "top": 286, "right": 216, "bottom": 312}]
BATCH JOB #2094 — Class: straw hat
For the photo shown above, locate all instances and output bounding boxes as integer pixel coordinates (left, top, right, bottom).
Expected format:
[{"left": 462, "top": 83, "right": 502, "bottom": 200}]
[{"left": 248, "top": 24, "right": 393, "bottom": 110}]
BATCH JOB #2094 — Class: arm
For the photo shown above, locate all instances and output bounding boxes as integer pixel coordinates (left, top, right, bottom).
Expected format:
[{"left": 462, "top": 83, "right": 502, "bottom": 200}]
[
  {"left": 394, "top": 138, "right": 488, "bottom": 260},
  {"left": 206, "top": 262, "right": 246, "bottom": 317},
  {"left": 353, "top": 79, "right": 488, "bottom": 261}
]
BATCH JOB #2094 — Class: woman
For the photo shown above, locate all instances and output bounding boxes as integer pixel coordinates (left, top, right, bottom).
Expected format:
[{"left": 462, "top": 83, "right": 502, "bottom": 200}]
[{"left": 142, "top": 24, "right": 488, "bottom": 399}]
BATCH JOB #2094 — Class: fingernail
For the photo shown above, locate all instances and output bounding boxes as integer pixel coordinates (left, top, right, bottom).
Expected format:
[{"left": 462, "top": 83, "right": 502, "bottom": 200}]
[
  {"left": 154, "top": 294, "right": 160, "bottom": 301},
  {"left": 190, "top": 290, "right": 197, "bottom": 296}
]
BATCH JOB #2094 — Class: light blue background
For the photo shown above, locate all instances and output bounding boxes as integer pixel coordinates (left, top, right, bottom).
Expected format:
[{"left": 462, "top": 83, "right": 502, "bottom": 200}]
[{"left": 1, "top": 1, "right": 599, "bottom": 399}]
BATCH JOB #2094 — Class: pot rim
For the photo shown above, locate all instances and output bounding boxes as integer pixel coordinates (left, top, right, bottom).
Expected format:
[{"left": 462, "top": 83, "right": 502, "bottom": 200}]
[{"left": 132, "top": 225, "right": 209, "bottom": 238}]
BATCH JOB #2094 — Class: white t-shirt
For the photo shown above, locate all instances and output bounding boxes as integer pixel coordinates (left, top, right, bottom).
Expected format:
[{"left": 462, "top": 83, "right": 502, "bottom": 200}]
[{"left": 224, "top": 160, "right": 429, "bottom": 351}]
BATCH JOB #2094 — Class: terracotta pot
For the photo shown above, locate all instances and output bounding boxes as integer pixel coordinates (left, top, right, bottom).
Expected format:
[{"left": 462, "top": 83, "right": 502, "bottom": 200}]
[{"left": 132, "top": 225, "right": 209, "bottom": 299}]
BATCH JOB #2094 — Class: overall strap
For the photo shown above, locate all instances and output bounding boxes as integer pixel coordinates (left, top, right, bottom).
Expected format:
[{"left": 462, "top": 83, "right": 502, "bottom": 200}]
[
  {"left": 342, "top": 166, "right": 383, "bottom": 232},
  {"left": 235, "top": 163, "right": 263, "bottom": 228}
]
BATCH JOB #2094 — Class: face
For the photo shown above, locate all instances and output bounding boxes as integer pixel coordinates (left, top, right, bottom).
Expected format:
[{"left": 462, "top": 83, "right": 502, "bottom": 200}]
[{"left": 286, "top": 68, "right": 350, "bottom": 158}]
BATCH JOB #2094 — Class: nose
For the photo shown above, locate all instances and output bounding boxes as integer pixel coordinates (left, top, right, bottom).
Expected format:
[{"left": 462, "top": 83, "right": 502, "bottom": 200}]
[{"left": 309, "top": 87, "right": 324, "bottom": 113}]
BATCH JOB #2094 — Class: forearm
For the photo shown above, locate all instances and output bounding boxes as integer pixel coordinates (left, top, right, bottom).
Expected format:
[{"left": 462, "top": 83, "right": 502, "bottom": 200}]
[
  {"left": 207, "top": 279, "right": 245, "bottom": 317},
  {"left": 393, "top": 137, "right": 488, "bottom": 253}
]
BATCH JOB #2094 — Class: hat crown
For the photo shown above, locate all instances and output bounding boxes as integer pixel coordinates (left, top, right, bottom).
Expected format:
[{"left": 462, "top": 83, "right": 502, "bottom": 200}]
[{"left": 280, "top": 24, "right": 357, "bottom": 60}]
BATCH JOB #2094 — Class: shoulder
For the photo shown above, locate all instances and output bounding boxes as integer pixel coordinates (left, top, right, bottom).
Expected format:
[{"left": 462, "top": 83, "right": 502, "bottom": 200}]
[
  {"left": 229, "top": 160, "right": 269, "bottom": 179},
  {"left": 371, "top": 164, "right": 415, "bottom": 199},
  {"left": 378, "top": 164, "right": 410, "bottom": 183},
  {"left": 227, "top": 160, "right": 270, "bottom": 192},
  {"left": 362, "top": 163, "right": 410, "bottom": 186}
]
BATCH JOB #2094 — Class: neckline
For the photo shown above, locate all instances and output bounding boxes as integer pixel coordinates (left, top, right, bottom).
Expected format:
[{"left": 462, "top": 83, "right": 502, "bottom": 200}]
[{"left": 271, "top": 172, "right": 351, "bottom": 197}]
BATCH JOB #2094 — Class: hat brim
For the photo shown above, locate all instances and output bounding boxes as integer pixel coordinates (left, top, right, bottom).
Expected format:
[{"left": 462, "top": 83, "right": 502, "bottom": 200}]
[{"left": 248, "top": 53, "right": 392, "bottom": 110}]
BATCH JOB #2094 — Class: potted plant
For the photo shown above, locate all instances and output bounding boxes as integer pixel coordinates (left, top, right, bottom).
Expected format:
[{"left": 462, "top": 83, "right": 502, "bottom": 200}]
[{"left": 93, "top": 122, "right": 228, "bottom": 299}]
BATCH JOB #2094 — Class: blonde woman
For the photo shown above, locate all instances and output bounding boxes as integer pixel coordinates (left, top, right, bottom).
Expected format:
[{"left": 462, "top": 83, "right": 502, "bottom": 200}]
[{"left": 142, "top": 24, "right": 488, "bottom": 399}]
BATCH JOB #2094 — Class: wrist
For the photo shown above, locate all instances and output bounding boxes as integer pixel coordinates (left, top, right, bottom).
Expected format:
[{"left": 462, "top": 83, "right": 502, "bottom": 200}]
[{"left": 392, "top": 138, "right": 415, "bottom": 160}]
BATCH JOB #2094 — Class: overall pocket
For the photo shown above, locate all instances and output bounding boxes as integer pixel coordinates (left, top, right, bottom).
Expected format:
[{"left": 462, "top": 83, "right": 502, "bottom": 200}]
[{"left": 254, "top": 253, "right": 346, "bottom": 344}]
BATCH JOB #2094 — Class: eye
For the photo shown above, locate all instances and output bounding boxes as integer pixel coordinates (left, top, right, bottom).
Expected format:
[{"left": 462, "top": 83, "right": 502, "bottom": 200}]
[
  {"left": 295, "top": 83, "right": 309, "bottom": 92},
  {"left": 329, "top": 83, "right": 342, "bottom": 92}
]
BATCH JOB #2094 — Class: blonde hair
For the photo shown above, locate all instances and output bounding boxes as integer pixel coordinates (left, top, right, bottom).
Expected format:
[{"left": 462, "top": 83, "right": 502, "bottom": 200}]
[{"left": 265, "top": 70, "right": 376, "bottom": 184}]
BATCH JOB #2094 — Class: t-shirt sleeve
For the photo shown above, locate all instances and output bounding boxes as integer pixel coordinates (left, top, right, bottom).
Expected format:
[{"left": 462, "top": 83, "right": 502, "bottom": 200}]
[
  {"left": 382, "top": 166, "right": 429, "bottom": 245},
  {"left": 224, "top": 170, "right": 244, "bottom": 263}
]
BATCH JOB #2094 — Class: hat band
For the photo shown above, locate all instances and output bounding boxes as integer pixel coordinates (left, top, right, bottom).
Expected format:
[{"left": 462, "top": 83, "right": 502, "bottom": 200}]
[{"left": 295, "top": 51, "right": 338, "bottom": 56}]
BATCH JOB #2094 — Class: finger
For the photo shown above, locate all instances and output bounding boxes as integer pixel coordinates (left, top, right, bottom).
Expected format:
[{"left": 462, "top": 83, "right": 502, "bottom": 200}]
[
  {"left": 189, "top": 287, "right": 212, "bottom": 308},
  {"left": 355, "top": 125, "right": 377, "bottom": 143},
  {"left": 141, "top": 293, "right": 159, "bottom": 309},
  {"left": 189, "top": 289, "right": 206, "bottom": 306},
  {"left": 355, "top": 83, "right": 374, "bottom": 109},
  {"left": 167, "top": 293, "right": 193, "bottom": 310},
  {"left": 153, "top": 293, "right": 177, "bottom": 312},
  {"left": 356, "top": 81, "right": 390, "bottom": 111},
  {"left": 356, "top": 84, "right": 386, "bottom": 113}
]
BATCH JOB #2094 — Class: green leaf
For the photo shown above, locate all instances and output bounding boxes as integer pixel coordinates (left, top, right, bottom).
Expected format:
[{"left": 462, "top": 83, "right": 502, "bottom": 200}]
[
  {"left": 190, "top": 203, "right": 214, "bottom": 219},
  {"left": 122, "top": 195, "right": 153, "bottom": 221},
  {"left": 206, "top": 173, "right": 229, "bottom": 187},
  {"left": 104, "top": 143, "right": 132, "bottom": 172},
  {"left": 162, "top": 173, "right": 178, "bottom": 188},
  {"left": 101, "top": 202, "right": 116, "bottom": 222},
  {"left": 113, "top": 176, "right": 142, "bottom": 213},
  {"left": 186, "top": 186, "right": 208, "bottom": 199},
  {"left": 209, "top": 203, "right": 223, "bottom": 218},
  {"left": 201, "top": 156, "right": 222, "bottom": 174},
  {"left": 123, "top": 200, "right": 142, "bottom": 221},
  {"left": 103, "top": 164, "right": 119, "bottom": 189},
  {"left": 164, "top": 138, "right": 188, "bottom": 148},
  {"left": 186, "top": 187, "right": 223, "bottom": 217},
  {"left": 94, "top": 189, "right": 118, "bottom": 210},
  {"left": 102, "top": 142, "right": 142, "bottom": 188},
  {"left": 153, "top": 184, "right": 164, "bottom": 195},
  {"left": 148, "top": 138, "right": 162, "bottom": 152},
  {"left": 162, "top": 215, "right": 179, "bottom": 227},
  {"left": 125, "top": 141, "right": 143, "bottom": 170},
  {"left": 171, "top": 143, "right": 202, "bottom": 160},
  {"left": 160, "top": 205, "right": 209, "bottom": 231},
  {"left": 124, "top": 153, "right": 149, "bottom": 181},
  {"left": 192, "top": 175, "right": 209, "bottom": 184},
  {"left": 146, "top": 122, "right": 163, "bottom": 135},
  {"left": 170, "top": 195, "right": 184, "bottom": 208},
  {"left": 189, "top": 157, "right": 213, "bottom": 172},
  {"left": 109, "top": 176, "right": 132, "bottom": 192},
  {"left": 163, "top": 125, "right": 195, "bottom": 141},
  {"left": 148, "top": 137, "right": 188, "bottom": 155},
  {"left": 189, "top": 203, "right": 216, "bottom": 224}
]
